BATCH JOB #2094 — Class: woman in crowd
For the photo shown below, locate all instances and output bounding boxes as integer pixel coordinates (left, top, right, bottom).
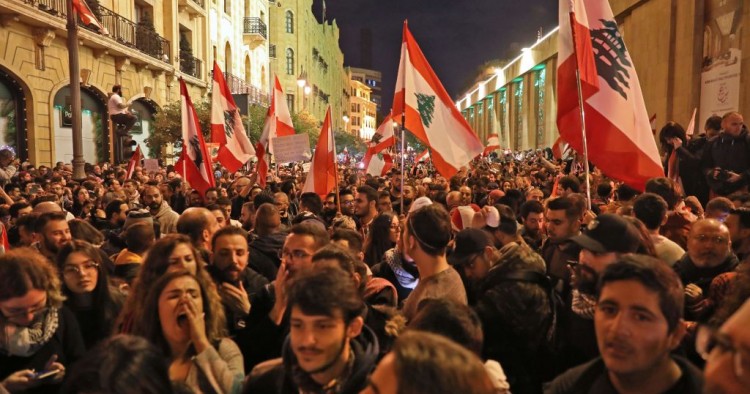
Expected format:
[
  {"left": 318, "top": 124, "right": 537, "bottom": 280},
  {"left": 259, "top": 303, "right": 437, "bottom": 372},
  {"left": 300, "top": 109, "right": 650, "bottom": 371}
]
[
  {"left": 371, "top": 222, "right": 420, "bottom": 304},
  {"left": 118, "top": 234, "right": 210, "bottom": 333},
  {"left": 363, "top": 212, "right": 400, "bottom": 266},
  {"left": 132, "top": 271, "right": 244, "bottom": 394},
  {"left": 0, "top": 248, "right": 85, "bottom": 394},
  {"left": 70, "top": 186, "right": 91, "bottom": 218},
  {"left": 56, "top": 240, "right": 124, "bottom": 350}
]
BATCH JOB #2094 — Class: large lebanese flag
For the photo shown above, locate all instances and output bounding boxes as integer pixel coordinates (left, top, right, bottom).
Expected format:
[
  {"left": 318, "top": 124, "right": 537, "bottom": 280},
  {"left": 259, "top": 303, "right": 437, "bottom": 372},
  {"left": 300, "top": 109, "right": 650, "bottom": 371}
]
[
  {"left": 175, "top": 79, "right": 215, "bottom": 197},
  {"left": 73, "top": 0, "right": 109, "bottom": 35},
  {"left": 392, "top": 21, "right": 483, "bottom": 178},
  {"left": 211, "top": 62, "right": 256, "bottom": 172},
  {"left": 258, "top": 75, "right": 295, "bottom": 186},
  {"left": 370, "top": 113, "right": 396, "bottom": 153},
  {"left": 483, "top": 133, "right": 501, "bottom": 156},
  {"left": 365, "top": 151, "right": 393, "bottom": 177},
  {"left": 302, "top": 107, "right": 336, "bottom": 197},
  {"left": 557, "top": 0, "right": 663, "bottom": 191}
]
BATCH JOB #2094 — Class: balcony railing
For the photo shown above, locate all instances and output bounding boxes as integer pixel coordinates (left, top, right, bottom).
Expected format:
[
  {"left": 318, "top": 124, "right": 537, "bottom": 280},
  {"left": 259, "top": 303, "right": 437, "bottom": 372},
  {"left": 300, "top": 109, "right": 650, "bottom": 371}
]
[
  {"left": 19, "top": 0, "right": 170, "bottom": 63},
  {"left": 269, "top": 44, "right": 276, "bottom": 58},
  {"left": 190, "top": 0, "right": 205, "bottom": 7},
  {"left": 212, "top": 71, "right": 269, "bottom": 106},
  {"left": 180, "top": 52, "right": 202, "bottom": 79},
  {"left": 243, "top": 17, "right": 267, "bottom": 39}
]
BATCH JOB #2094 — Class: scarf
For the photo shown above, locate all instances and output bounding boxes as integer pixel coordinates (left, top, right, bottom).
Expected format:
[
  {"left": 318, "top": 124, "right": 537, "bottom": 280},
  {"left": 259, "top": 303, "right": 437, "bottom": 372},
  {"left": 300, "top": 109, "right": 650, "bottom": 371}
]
[
  {"left": 571, "top": 289, "right": 597, "bottom": 320},
  {"left": 1, "top": 307, "right": 59, "bottom": 357},
  {"left": 384, "top": 248, "right": 418, "bottom": 290}
]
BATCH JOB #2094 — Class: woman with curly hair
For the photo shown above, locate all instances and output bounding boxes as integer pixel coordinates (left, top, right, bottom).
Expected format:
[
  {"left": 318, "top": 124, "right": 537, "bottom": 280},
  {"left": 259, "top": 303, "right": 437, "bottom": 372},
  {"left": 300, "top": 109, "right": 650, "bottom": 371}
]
[
  {"left": 70, "top": 186, "right": 92, "bottom": 218},
  {"left": 132, "top": 271, "right": 244, "bottom": 394},
  {"left": 363, "top": 212, "right": 400, "bottom": 266},
  {"left": 56, "top": 240, "right": 124, "bottom": 349},
  {"left": 117, "top": 234, "right": 211, "bottom": 333}
]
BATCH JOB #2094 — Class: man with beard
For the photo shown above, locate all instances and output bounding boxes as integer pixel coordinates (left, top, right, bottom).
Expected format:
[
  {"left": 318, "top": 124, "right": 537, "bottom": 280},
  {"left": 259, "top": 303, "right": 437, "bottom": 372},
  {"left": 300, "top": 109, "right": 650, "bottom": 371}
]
[
  {"left": 724, "top": 207, "right": 750, "bottom": 263},
  {"left": 33, "top": 211, "right": 72, "bottom": 261},
  {"left": 673, "top": 219, "right": 738, "bottom": 322},
  {"left": 122, "top": 179, "right": 141, "bottom": 209},
  {"left": 245, "top": 266, "right": 377, "bottom": 394},
  {"left": 354, "top": 185, "right": 378, "bottom": 237},
  {"left": 520, "top": 200, "right": 546, "bottom": 252},
  {"left": 176, "top": 207, "right": 221, "bottom": 263},
  {"left": 560, "top": 213, "right": 643, "bottom": 370},
  {"left": 542, "top": 196, "right": 584, "bottom": 293},
  {"left": 240, "top": 201, "right": 254, "bottom": 231},
  {"left": 209, "top": 226, "right": 269, "bottom": 370},
  {"left": 142, "top": 185, "right": 179, "bottom": 235},
  {"left": 548, "top": 255, "right": 703, "bottom": 394},
  {"left": 274, "top": 192, "right": 293, "bottom": 228},
  {"left": 339, "top": 189, "right": 356, "bottom": 218}
]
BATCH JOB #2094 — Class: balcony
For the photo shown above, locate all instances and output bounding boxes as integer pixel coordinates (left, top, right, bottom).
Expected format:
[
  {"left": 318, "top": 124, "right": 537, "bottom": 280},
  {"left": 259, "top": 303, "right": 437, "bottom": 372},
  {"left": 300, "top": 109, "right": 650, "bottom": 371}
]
[
  {"left": 17, "top": 0, "right": 170, "bottom": 64},
  {"left": 177, "top": 0, "right": 206, "bottom": 17},
  {"left": 180, "top": 52, "right": 202, "bottom": 79},
  {"left": 243, "top": 17, "right": 267, "bottom": 47},
  {"left": 269, "top": 44, "right": 276, "bottom": 59},
  {"left": 212, "top": 71, "right": 269, "bottom": 107}
]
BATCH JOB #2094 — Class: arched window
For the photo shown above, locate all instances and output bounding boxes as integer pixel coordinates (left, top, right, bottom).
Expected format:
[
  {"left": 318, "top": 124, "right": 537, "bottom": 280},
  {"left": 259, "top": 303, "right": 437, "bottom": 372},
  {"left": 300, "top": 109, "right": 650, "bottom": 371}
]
[
  {"left": 285, "top": 11, "right": 293, "bottom": 33},
  {"left": 286, "top": 48, "right": 294, "bottom": 75}
]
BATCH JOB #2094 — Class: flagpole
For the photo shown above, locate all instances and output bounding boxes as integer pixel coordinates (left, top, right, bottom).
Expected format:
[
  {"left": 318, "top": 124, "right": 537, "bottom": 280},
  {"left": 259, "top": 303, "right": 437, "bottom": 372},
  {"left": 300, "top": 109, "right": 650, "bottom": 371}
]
[
  {"left": 67, "top": 0, "right": 85, "bottom": 180},
  {"left": 400, "top": 115, "right": 405, "bottom": 216},
  {"left": 568, "top": 7, "right": 592, "bottom": 210}
]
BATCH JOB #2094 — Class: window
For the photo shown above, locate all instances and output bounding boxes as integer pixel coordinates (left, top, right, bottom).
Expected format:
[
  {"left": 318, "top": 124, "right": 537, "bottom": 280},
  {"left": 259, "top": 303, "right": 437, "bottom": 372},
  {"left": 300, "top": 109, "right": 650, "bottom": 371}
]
[
  {"left": 224, "top": 0, "right": 231, "bottom": 15},
  {"left": 285, "top": 11, "right": 294, "bottom": 33},
  {"left": 286, "top": 48, "right": 294, "bottom": 75},
  {"left": 286, "top": 94, "right": 295, "bottom": 113}
]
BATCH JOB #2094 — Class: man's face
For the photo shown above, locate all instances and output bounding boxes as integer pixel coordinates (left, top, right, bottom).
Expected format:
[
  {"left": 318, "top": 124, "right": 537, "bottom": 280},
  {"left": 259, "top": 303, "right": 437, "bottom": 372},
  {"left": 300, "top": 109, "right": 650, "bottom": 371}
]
[
  {"left": 545, "top": 209, "right": 579, "bottom": 241},
  {"left": 123, "top": 181, "right": 136, "bottom": 197},
  {"left": 354, "top": 192, "right": 373, "bottom": 217},
  {"left": 461, "top": 249, "right": 493, "bottom": 289},
  {"left": 219, "top": 204, "right": 232, "bottom": 223},
  {"left": 0, "top": 288, "right": 48, "bottom": 328},
  {"left": 459, "top": 186, "right": 472, "bottom": 205},
  {"left": 115, "top": 203, "right": 129, "bottom": 226},
  {"left": 704, "top": 299, "right": 750, "bottom": 393},
  {"left": 211, "top": 208, "right": 228, "bottom": 228},
  {"left": 378, "top": 196, "right": 392, "bottom": 213},
  {"left": 50, "top": 183, "right": 63, "bottom": 197},
  {"left": 159, "top": 184, "right": 172, "bottom": 200},
  {"left": 687, "top": 221, "right": 731, "bottom": 268},
  {"left": 281, "top": 234, "right": 317, "bottom": 278},
  {"left": 189, "top": 192, "right": 203, "bottom": 207},
  {"left": 275, "top": 194, "right": 290, "bottom": 216},
  {"left": 204, "top": 212, "right": 221, "bottom": 249},
  {"left": 42, "top": 219, "right": 72, "bottom": 255},
  {"left": 595, "top": 280, "right": 683, "bottom": 378},
  {"left": 523, "top": 212, "right": 544, "bottom": 235},
  {"left": 143, "top": 187, "right": 163, "bottom": 211},
  {"left": 402, "top": 186, "right": 415, "bottom": 201},
  {"left": 722, "top": 113, "right": 745, "bottom": 137},
  {"left": 724, "top": 214, "right": 750, "bottom": 245},
  {"left": 340, "top": 194, "right": 355, "bottom": 216},
  {"left": 205, "top": 191, "right": 218, "bottom": 206},
  {"left": 324, "top": 197, "right": 337, "bottom": 212},
  {"left": 240, "top": 205, "right": 254, "bottom": 229},
  {"left": 212, "top": 234, "right": 248, "bottom": 284},
  {"left": 290, "top": 307, "right": 362, "bottom": 376},
  {"left": 527, "top": 190, "right": 544, "bottom": 202}
]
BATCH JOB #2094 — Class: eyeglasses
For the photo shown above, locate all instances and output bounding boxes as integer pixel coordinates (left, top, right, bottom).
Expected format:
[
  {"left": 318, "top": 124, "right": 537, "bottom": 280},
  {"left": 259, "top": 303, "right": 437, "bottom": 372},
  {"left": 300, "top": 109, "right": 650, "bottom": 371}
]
[
  {"left": 62, "top": 262, "right": 99, "bottom": 277},
  {"left": 342, "top": 200, "right": 355, "bottom": 206},
  {"left": 692, "top": 234, "right": 728, "bottom": 245},
  {"left": 278, "top": 250, "right": 312, "bottom": 261},
  {"left": 696, "top": 325, "right": 750, "bottom": 378},
  {"left": 390, "top": 224, "right": 401, "bottom": 231}
]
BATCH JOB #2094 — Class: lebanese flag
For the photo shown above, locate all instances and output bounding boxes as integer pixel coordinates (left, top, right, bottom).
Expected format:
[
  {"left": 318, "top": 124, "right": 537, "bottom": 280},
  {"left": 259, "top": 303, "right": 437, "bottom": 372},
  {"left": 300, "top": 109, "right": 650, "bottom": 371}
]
[
  {"left": 126, "top": 144, "right": 143, "bottom": 179},
  {"left": 211, "top": 62, "right": 256, "bottom": 172},
  {"left": 258, "top": 75, "right": 295, "bottom": 186},
  {"left": 365, "top": 151, "right": 393, "bottom": 177},
  {"left": 391, "top": 21, "right": 483, "bottom": 178},
  {"left": 302, "top": 107, "right": 336, "bottom": 197},
  {"left": 483, "top": 133, "right": 501, "bottom": 156},
  {"left": 415, "top": 148, "right": 430, "bottom": 163},
  {"left": 557, "top": 0, "right": 663, "bottom": 191},
  {"left": 175, "top": 79, "right": 215, "bottom": 197},
  {"left": 371, "top": 114, "right": 396, "bottom": 152},
  {"left": 552, "top": 135, "right": 570, "bottom": 160},
  {"left": 73, "top": 0, "right": 109, "bottom": 35}
]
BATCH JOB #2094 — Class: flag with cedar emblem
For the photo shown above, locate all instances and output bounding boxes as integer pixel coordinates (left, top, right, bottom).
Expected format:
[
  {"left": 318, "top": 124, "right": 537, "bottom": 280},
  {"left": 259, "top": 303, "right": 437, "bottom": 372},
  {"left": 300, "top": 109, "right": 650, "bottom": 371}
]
[
  {"left": 258, "top": 75, "right": 295, "bottom": 186},
  {"left": 211, "top": 62, "right": 256, "bottom": 172},
  {"left": 175, "top": 79, "right": 215, "bottom": 197}
]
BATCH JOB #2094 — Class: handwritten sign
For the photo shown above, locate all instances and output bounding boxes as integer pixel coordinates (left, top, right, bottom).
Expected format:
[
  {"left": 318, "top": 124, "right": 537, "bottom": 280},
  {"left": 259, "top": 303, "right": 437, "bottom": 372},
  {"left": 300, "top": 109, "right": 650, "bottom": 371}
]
[
  {"left": 144, "top": 158, "right": 160, "bottom": 173},
  {"left": 272, "top": 134, "right": 312, "bottom": 164}
]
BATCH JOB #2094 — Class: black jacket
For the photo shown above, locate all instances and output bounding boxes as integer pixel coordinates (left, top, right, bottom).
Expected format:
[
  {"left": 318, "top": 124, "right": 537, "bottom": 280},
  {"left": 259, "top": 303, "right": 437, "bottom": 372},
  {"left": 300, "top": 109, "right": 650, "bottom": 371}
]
[
  {"left": 244, "top": 326, "right": 380, "bottom": 394},
  {"left": 673, "top": 253, "right": 739, "bottom": 294},
  {"left": 701, "top": 130, "right": 750, "bottom": 195},
  {"left": 248, "top": 231, "right": 287, "bottom": 281}
]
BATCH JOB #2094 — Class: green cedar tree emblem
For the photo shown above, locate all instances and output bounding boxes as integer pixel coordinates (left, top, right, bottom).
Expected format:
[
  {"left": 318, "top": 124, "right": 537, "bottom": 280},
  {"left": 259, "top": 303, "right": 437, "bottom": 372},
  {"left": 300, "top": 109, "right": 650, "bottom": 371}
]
[{"left": 415, "top": 93, "right": 436, "bottom": 127}]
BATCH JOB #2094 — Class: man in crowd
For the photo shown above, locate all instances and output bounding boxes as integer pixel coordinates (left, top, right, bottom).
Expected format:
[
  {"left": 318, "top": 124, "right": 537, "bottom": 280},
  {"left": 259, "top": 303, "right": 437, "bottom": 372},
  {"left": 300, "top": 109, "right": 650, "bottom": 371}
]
[
  {"left": 633, "top": 193, "right": 685, "bottom": 265},
  {"left": 354, "top": 185, "right": 378, "bottom": 237},
  {"left": 108, "top": 84, "right": 137, "bottom": 134},
  {"left": 176, "top": 207, "right": 221, "bottom": 262},
  {"left": 541, "top": 196, "right": 583, "bottom": 291},
  {"left": 33, "top": 211, "right": 72, "bottom": 261},
  {"left": 520, "top": 200, "right": 546, "bottom": 251},
  {"left": 725, "top": 207, "right": 750, "bottom": 263},
  {"left": 702, "top": 111, "right": 750, "bottom": 197},
  {"left": 143, "top": 185, "right": 179, "bottom": 235}
]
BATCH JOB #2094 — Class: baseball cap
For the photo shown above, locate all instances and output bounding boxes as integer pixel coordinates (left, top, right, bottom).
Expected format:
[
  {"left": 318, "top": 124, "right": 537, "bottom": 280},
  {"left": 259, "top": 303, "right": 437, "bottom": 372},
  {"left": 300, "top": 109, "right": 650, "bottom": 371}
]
[
  {"left": 449, "top": 228, "right": 494, "bottom": 266},
  {"left": 570, "top": 213, "right": 641, "bottom": 254}
]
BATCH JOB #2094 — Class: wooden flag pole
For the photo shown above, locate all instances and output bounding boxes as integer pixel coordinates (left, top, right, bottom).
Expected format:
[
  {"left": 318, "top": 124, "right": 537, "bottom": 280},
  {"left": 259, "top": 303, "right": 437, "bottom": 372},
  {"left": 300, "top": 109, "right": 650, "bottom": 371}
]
[{"left": 568, "top": 7, "right": 592, "bottom": 211}]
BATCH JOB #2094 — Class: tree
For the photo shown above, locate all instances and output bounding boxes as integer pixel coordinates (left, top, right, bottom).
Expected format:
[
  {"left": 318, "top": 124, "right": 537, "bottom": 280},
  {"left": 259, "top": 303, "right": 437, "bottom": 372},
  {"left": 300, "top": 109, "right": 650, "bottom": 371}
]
[
  {"left": 334, "top": 130, "right": 365, "bottom": 155},
  {"left": 291, "top": 110, "right": 320, "bottom": 147}
]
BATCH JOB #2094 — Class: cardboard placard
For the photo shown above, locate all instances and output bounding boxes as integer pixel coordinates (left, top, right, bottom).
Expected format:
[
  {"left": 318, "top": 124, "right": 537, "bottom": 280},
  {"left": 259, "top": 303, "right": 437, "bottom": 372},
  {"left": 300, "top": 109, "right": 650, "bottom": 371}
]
[
  {"left": 144, "top": 158, "right": 160, "bottom": 173},
  {"left": 272, "top": 134, "right": 312, "bottom": 163}
]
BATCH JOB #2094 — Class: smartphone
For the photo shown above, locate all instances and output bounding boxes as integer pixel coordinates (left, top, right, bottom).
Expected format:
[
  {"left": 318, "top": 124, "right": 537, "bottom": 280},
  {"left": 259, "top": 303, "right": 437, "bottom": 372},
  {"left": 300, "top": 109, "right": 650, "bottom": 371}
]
[{"left": 32, "top": 369, "right": 61, "bottom": 380}]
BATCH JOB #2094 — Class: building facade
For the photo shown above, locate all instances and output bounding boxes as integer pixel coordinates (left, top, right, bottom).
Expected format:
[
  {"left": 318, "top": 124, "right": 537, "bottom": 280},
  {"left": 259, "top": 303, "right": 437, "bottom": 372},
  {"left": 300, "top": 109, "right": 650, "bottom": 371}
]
[
  {"left": 347, "top": 76, "right": 377, "bottom": 140},
  {"left": 457, "top": 0, "right": 750, "bottom": 153},
  {"left": 348, "top": 66, "right": 382, "bottom": 116},
  {"left": 268, "top": 0, "right": 347, "bottom": 130},
  {"left": 0, "top": 0, "right": 214, "bottom": 165}
]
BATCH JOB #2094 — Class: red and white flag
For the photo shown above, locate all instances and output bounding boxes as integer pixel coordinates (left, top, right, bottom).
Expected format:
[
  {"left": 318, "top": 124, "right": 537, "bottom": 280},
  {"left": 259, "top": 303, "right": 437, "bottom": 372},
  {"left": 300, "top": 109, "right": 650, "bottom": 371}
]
[
  {"left": 211, "top": 62, "right": 256, "bottom": 172},
  {"left": 302, "top": 107, "right": 336, "bottom": 197},
  {"left": 72, "top": 0, "right": 109, "bottom": 35},
  {"left": 392, "top": 21, "right": 483, "bottom": 178},
  {"left": 175, "top": 79, "right": 215, "bottom": 197},
  {"left": 685, "top": 108, "right": 697, "bottom": 137},
  {"left": 365, "top": 151, "right": 394, "bottom": 177},
  {"left": 552, "top": 135, "right": 570, "bottom": 160},
  {"left": 483, "top": 133, "right": 501, "bottom": 156},
  {"left": 257, "top": 76, "right": 295, "bottom": 186},
  {"left": 415, "top": 148, "right": 430, "bottom": 163},
  {"left": 371, "top": 114, "right": 396, "bottom": 153},
  {"left": 650, "top": 113, "right": 657, "bottom": 135},
  {"left": 557, "top": 0, "right": 663, "bottom": 191},
  {"left": 126, "top": 144, "right": 143, "bottom": 179}
]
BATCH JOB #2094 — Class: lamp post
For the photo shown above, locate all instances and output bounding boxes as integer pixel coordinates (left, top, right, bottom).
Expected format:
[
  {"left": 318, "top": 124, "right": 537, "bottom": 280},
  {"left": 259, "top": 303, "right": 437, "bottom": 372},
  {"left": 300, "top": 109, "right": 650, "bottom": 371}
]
[
  {"left": 342, "top": 115, "right": 350, "bottom": 134},
  {"left": 303, "top": 84, "right": 311, "bottom": 111},
  {"left": 296, "top": 68, "right": 306, "bottom": 113}
]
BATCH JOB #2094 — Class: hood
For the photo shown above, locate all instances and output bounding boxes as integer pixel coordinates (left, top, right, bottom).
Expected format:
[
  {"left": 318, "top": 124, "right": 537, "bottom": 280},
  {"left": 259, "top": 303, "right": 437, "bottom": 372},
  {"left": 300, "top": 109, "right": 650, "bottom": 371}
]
[
  {"left": 251, "top": 231, "right": 288, "bottom": 255},
  {"left": 154, "top": 201, "right": 172, "bottom": 217},
  {"left": 281, "top": 324, "right": 380, "bottom": 392}
]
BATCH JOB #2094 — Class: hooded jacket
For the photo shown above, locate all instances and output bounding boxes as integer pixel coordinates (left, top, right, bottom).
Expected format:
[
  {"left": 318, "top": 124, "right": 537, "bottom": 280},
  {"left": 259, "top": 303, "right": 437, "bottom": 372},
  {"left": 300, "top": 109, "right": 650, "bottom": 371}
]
[
  {"left": 248, "top": 231, "right": 287, "bottom": 281},
  {"left": 244, "top": 325, "right": 380, "bottom": 394},
  {"left": 153, "top": 200, "right": 179, "bottom": 235}
]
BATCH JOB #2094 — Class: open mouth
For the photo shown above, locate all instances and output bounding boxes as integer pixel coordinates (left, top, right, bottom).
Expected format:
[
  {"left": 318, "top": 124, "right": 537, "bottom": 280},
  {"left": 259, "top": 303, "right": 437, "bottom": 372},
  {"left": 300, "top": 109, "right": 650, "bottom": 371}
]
[{"left": 176, "top": 311, "right": 188, "bottom": 327}]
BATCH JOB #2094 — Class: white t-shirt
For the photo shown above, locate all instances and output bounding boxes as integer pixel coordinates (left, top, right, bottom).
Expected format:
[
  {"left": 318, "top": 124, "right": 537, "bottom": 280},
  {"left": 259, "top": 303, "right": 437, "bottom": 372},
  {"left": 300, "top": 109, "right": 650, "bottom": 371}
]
[{"left": 108, "top": 93, "right": 128, "bottom": 116}]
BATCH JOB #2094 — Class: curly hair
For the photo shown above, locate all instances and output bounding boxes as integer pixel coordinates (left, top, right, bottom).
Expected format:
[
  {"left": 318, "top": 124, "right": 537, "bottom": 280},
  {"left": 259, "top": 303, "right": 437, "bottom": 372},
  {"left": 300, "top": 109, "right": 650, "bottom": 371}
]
[
  {"left": 131, "top": 271, "right": 226, "bottom": 356},
  {"left": 0, "top": 247, "right": 65, "bottom": 308}
]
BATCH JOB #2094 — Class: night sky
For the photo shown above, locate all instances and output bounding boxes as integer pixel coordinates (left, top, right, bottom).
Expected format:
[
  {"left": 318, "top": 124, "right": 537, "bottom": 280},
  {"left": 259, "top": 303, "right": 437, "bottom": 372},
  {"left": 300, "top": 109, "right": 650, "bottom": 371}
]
[{"left": 325, "top": 0, "right": 558, "bottom": 112}]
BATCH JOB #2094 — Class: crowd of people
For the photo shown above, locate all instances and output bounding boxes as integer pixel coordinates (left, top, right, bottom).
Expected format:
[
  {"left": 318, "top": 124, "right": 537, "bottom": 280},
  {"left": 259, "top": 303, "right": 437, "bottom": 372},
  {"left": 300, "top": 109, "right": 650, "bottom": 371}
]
[{"left": 2, "top": 111, "right": 750, "bottom": 393}]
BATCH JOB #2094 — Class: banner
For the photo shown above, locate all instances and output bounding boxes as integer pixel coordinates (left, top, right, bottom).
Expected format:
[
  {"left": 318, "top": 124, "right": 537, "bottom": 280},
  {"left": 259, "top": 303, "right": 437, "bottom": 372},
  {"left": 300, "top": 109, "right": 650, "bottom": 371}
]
[
  {"left": 272, "top": 133, "right": 312, "bottom": 163},
  {"left": 700, "top": 0, "right": 743, "bottom": 127}
]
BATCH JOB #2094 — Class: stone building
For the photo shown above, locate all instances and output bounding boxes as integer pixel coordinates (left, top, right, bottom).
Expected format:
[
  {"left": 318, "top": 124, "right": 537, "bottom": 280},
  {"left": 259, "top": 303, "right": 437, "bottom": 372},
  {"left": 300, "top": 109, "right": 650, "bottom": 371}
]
[{"left": 347, "top": 73, "right": 377, "bottom": 140}]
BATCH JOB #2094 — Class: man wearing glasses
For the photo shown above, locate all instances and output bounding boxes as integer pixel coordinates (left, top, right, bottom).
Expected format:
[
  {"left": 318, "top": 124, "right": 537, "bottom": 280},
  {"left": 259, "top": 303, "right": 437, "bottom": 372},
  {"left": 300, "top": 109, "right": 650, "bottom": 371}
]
[
  {"left": 673, "top": 219, "right": 738, "bottom": 322},
  {"left": 702, "top": 299, "right": 750, "bottom": 394},
  {"left": 547, "top": 255, "right": 703, "bottom": 393}
]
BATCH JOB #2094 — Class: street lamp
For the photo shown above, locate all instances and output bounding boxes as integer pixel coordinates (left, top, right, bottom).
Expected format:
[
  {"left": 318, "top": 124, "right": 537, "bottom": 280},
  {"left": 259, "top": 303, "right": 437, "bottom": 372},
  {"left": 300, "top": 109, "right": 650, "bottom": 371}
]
[
  {"left": 343, "top": 115, "right": 350, "bottom": 134},
  {"left": 296, "top": 68, "right": 307, "bottom": 113}
]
